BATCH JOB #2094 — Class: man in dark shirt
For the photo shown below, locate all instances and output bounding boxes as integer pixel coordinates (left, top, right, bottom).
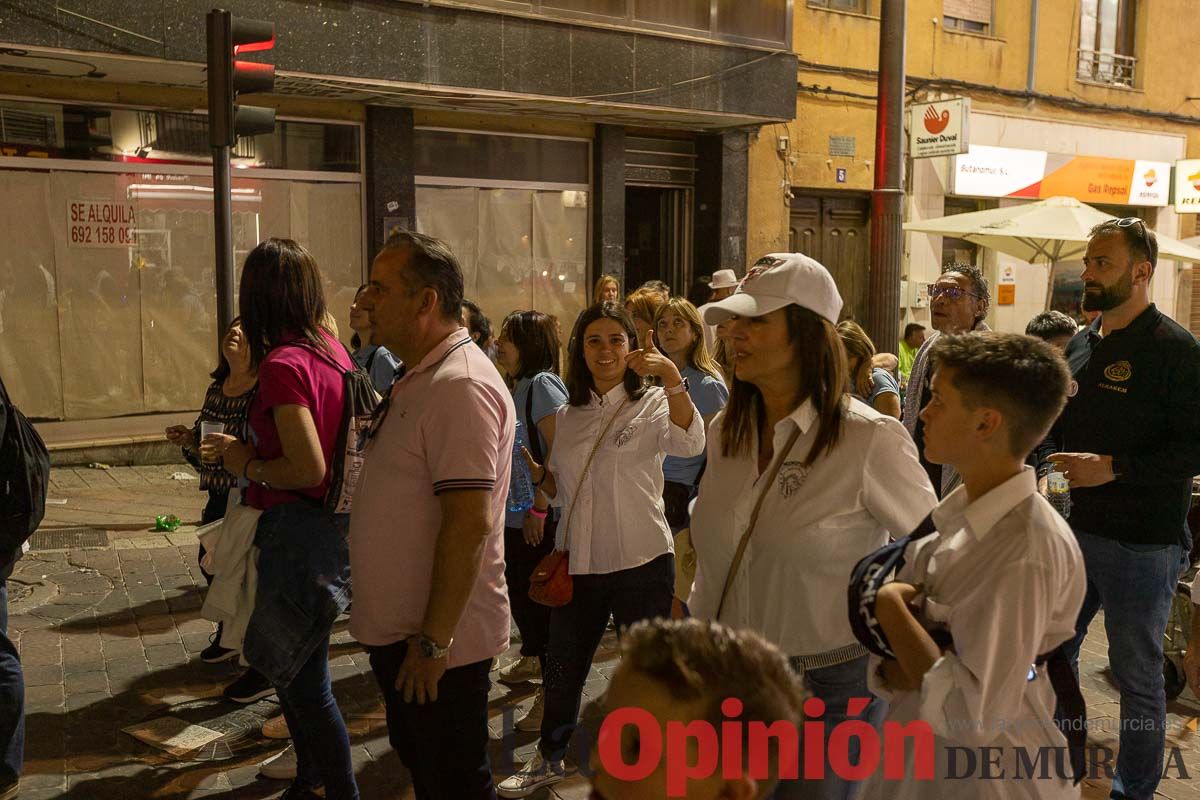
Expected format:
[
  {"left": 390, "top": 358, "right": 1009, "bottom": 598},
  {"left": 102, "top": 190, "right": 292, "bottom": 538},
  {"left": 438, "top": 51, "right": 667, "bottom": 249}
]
[
  {"left": 1041, "top": 218, "right": 1200, "bottom": 800},
  {"left": 0, "top": 381, "right": 21, "bottom": 800}
]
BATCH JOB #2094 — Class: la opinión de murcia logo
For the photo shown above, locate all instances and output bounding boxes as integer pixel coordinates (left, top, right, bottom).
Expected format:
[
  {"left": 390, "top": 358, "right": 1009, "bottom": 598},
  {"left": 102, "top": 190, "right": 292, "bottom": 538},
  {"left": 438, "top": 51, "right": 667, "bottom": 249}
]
[{"left": 923, "top": 105, "right": 950, "bottom": 135}]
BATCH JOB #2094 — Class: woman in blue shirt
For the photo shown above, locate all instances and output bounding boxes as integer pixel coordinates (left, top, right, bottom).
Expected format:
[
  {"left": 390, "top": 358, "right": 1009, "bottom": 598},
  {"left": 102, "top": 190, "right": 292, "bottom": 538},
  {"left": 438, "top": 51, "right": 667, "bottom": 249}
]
[
  {"left": 348, "top": 284, "right": 401, "bottom": 394},
  {"left": 653, "top": 298, "right": 729, "bottom": 529},
  {"left": 493, "top": 310, "right": 568, "bottom": 731},
  {"left": 837, "top": 319, "right": 901, "bottom": 419}
]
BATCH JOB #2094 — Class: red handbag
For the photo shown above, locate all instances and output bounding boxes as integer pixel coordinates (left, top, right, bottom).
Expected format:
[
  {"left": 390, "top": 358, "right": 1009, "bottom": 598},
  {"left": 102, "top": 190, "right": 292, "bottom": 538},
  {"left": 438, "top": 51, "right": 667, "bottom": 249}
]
[{"left": 527, "top": 397, "right": 628, "bottom": 608}]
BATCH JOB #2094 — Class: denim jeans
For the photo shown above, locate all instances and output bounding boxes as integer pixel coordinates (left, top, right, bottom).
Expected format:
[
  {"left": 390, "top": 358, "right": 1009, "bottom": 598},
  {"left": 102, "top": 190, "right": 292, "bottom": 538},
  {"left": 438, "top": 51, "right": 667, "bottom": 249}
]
[
  {"left": 539, "top": 553, "right": 674, "bottom": 762},
  {"left": 1058, "top": 531, "right": 1187, "bottom": 800},
  {"left": 275, "top": 636, "right": 359, "bottom": 799},
  {"left": 774, "top": 654, "right": 885, "bottom": 800},
  {"left": 0, "top": 581, "right": 24, "bottom": 788},
  {"left": 367, "top": 641, "right": 496, "bottom": 800},
  {"left": 504, "top": 521, "right": 556, "bottom": 660}
]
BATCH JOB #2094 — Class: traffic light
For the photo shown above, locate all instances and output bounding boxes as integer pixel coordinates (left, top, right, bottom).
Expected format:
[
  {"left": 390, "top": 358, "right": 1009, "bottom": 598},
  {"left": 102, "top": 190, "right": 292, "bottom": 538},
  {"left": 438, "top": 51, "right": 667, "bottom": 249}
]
[{"left": 206, "top": 9, "right": 276, "bottom": 148}]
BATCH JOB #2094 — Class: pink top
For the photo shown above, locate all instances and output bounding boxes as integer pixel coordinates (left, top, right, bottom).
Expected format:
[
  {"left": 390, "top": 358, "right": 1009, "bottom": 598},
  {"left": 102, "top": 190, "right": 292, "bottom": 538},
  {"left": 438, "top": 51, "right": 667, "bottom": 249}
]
[
  {"left": 349, "top": 328, "right": 514, "bottom": 668},
  {"left": 245, "top": 330, "right": 353, "bottom": 511}
]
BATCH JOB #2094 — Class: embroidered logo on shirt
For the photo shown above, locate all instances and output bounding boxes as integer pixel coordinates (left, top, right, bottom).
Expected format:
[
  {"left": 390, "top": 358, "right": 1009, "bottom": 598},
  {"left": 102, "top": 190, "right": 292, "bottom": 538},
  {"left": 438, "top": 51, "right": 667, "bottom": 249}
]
[
  {"left": 778, "top": 461, "right": 809, "bottom": 498},
  {"left": 1103, "top": 361, "right": 1132, "bottom": 382},
  {"left": 614, "top": 421, "right": 640, "bottom": 448}
]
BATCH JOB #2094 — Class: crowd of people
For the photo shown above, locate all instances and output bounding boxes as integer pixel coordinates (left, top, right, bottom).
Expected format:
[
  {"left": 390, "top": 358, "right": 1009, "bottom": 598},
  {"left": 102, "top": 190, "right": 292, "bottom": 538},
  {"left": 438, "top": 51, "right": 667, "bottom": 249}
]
[{"left": 1, "top": 215, "right": 1196, "bottom": 800}]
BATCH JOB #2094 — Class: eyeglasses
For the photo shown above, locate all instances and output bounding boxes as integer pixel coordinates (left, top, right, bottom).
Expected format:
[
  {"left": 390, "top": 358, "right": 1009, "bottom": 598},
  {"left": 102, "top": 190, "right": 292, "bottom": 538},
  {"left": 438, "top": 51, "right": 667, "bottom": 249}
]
[
  {"left": 927, "top": 284, "right": 981, "bottom": 301},
  {"left": 1109, "top": 217, "right": 1158, "bottom": 264}
]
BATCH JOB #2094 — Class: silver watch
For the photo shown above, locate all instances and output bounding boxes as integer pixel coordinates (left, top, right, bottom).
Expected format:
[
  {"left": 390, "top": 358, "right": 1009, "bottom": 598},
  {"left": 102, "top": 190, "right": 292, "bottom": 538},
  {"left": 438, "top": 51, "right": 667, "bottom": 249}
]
[{"left": 416, "top": 634, "right": 452, "bottom": 659}]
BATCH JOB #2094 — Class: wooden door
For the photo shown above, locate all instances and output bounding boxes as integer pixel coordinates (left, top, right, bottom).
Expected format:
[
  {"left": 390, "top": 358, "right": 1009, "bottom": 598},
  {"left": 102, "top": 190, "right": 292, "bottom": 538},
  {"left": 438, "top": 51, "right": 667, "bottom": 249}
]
[{"left": 788, "top": 193, "right": 870, "bottom": 322}]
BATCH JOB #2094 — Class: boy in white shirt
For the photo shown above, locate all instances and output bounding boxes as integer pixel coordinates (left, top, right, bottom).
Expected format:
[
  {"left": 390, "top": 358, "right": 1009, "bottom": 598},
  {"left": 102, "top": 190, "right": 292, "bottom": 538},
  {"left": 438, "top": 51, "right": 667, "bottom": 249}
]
[{"left": 861, "top": 332, "right": 1086, "bottom": 799}]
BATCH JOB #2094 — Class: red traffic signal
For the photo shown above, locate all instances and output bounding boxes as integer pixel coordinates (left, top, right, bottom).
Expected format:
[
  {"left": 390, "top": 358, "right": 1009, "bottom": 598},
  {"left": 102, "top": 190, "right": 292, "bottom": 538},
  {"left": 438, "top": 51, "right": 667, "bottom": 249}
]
[{"left": 206, "top": 10, "right": 276, "bottom": 148}]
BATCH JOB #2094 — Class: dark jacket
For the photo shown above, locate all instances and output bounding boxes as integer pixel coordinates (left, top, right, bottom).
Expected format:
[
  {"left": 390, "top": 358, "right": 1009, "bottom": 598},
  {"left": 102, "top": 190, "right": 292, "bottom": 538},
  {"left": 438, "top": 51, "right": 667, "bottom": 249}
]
[
  {"left": 1038, "top": 305, "right": 1200, "bottom": 546},
  {"left": 243, "top": 502, "right": 351, "bottom": 687}
]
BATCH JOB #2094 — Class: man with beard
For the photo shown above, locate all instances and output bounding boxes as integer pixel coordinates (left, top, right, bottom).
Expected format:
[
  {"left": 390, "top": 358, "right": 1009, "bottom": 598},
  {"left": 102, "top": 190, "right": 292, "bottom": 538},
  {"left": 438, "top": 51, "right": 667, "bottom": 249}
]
[{"left": 1040, "top": 218, "right": 1200, "bottom": 800}]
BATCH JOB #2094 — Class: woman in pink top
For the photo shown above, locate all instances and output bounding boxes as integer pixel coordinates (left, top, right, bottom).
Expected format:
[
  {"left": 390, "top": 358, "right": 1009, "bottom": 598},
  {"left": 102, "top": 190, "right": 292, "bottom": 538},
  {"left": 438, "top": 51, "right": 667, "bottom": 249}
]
[{"left": 205, "top": 238, "right": 359, "bottom": 800}]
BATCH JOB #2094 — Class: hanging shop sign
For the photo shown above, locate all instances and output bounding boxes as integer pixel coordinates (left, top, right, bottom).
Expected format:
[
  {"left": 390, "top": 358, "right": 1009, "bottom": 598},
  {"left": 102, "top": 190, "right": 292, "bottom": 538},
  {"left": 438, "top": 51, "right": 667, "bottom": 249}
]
[
  {"left": 909, "top": 98, "right": 970, "bottom": 159},
  {"left": 1173, "top": 159, "right": 1200, "bottom": 213}
]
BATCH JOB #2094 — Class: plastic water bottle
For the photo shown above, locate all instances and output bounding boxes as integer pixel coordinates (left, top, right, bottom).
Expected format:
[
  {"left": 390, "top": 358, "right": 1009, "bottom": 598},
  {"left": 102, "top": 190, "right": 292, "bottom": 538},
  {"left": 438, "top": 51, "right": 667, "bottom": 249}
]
[
  {"left": 1047, "top": 471, "right": 1072, "bottom": 519},
  {"left": 507, "top": 420, "right": 534, "bottom": 513}
]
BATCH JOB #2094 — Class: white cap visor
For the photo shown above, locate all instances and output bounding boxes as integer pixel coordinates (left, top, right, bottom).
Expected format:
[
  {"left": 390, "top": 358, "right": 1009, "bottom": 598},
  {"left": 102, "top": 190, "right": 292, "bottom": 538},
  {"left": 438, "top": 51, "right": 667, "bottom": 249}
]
[{"left": 702, "top": 292, "right": 793, "bottom": 325}]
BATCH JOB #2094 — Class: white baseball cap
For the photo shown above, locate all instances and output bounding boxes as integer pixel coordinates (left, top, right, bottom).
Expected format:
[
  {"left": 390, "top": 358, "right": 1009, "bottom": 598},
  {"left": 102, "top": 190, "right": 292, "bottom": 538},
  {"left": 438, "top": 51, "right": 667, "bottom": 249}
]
[
  {"left": 702, "top": 253, "right": 843, "bottom": 326},
  {"left": 709, "top": 268, "right": 739, "bottom": 290}
]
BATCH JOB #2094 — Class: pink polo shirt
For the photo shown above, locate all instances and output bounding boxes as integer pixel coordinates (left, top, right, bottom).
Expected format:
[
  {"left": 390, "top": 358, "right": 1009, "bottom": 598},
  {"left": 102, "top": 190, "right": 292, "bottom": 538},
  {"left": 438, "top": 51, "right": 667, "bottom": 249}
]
[{"left": 348, "top": 328, "right": 514, "bottom": 668}]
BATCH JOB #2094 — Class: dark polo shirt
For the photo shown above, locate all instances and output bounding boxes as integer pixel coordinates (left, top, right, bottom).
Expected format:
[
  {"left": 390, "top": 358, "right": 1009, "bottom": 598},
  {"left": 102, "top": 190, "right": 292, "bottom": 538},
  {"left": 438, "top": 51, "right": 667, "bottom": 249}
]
[{"left": 1046, "top": 304, "right": 1200, "bottom": 546}]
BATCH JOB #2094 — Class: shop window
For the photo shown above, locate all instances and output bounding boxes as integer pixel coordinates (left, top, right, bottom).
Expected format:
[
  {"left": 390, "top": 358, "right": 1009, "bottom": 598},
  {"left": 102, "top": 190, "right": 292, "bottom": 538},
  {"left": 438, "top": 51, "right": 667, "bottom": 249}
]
[
  {"left": 716, "top": 0, "right": 788, "bottom": 41},
  {"left": 944, "top": 0, "right": 992, "bottom": 33},
  {"left": 543, "top": 0, "right": 625, "bottom": 16},
  {"left": 1077, "top": 0, "right": 1138, "bottom": 87}
]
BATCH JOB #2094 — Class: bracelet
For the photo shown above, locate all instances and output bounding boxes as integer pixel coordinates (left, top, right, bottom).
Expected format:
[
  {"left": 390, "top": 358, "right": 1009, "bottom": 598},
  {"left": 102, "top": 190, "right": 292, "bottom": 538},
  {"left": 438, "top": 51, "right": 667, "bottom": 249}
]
[{"left": 528, "top": 506, "right": 548, "bottom": 520}]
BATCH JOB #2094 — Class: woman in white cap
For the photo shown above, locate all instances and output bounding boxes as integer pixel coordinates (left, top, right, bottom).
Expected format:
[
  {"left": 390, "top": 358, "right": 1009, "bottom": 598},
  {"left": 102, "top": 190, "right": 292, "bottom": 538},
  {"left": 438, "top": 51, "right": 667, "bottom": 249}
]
[{"left": 688, "top": 253, "right": 937, "bottom": 800}]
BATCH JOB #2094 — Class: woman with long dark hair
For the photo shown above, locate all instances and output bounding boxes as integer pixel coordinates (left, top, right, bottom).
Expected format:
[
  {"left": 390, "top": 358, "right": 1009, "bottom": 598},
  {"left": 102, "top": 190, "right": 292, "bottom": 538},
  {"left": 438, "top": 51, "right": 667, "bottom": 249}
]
[
  {"left": 497, "top": 302, "right": 704, "bottom": 798},
  {"left": 492, "top": 311, "right": 567, "bottom": 729},
  {"left": 687, "top": 254, "right": 936, "bottom": 800},
  {"left": 202, "top": 238, "right": 359, "bottom": 800}
]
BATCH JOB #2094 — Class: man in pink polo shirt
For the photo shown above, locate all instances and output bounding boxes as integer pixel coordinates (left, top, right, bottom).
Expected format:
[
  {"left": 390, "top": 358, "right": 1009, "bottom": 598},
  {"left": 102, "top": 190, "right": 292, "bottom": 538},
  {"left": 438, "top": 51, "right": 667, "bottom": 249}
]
[{"left": 352, "top": 230, "right": 514, "bottom": 800}]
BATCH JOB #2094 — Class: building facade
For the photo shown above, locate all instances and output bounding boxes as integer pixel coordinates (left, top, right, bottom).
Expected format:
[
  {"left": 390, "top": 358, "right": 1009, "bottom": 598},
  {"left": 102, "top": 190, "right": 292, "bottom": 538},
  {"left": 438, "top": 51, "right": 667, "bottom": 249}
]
[
  {"left": 749, "top": 0, "right": 1200, "bottom": 337},
  {"left": 0, "top": 1, "right": 797, "bottom": 442}
]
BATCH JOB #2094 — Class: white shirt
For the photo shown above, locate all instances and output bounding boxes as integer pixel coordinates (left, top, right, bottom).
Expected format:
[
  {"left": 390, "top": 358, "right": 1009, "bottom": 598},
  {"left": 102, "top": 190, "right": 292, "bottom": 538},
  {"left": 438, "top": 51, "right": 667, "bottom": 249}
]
[
  {"left": 860, "top": 468, "right": 1085, "bottom": 800},
  {"left": 548, "top": 383, "right": 705, "bottom": 575},
  {"left": 689, "top": 397, "right": 937, "bottom": 659}
]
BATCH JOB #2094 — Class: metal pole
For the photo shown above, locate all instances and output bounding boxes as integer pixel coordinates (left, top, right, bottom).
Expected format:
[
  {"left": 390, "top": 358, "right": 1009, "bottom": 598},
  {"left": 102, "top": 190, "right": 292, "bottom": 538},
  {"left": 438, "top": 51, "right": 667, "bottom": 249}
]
[
  {"left": 867, "top": 0, "right": 907, "bottom": 356},
  {"left": 213, "top": 144, "right": 235, "bottom": 342},
  {"left": 1026, "top": 0, "right": 1039, "bottom": 93}
]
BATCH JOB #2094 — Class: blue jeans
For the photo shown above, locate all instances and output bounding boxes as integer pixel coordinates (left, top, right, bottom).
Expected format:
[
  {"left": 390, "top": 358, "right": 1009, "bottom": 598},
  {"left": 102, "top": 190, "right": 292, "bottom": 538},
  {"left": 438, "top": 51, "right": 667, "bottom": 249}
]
[
  {"left": 774, "top": 654, "right": 885, "bottom": 800},
  {"left": 1059, "top": 532, "right": 1187, "bottom": 800},
  {"left": 0, "top": 582, "right": 23, "bottom": 788},
  {"left": 276, "top": 636, "right": 359, "bottom": 799}
]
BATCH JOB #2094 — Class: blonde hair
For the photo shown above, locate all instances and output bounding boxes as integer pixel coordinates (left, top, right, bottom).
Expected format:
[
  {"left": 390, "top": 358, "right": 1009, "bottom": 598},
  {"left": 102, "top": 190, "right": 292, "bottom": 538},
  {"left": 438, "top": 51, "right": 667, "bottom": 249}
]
[
  {"left": 624, "top": 288, "right": 666, "bottom": 330},
  {"left": 653, "top": 297, "right": 724, "bottom": 384},
  {"left": 836, "top": 319, "right": 875, "bottom": 399},
  {"left": 593, "top": 274, "right": 620, "bottom": 303}
]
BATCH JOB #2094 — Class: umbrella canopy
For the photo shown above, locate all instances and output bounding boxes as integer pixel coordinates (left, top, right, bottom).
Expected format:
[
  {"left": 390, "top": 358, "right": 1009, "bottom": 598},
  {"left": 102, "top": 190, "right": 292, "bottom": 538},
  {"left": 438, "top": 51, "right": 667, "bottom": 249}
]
[{"left": 904, "top": 195, "right": 1200, "bottom": 264}]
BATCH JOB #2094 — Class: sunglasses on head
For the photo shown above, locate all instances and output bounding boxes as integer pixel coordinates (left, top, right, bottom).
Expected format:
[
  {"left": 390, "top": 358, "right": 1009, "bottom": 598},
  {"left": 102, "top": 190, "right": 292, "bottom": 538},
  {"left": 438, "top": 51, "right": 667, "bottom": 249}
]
[{"left": 1109, "top": 217, "right": 1158, "bottom": 264}]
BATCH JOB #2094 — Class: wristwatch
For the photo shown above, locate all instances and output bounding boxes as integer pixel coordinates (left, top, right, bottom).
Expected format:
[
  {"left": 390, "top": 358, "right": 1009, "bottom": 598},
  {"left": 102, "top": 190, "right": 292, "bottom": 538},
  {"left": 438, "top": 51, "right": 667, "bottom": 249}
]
[
  {"left": 664, "top": 376, "right": 690, "bottom": 397},
  {"left": 416, "top": 634, "right": 452, "bottom": 659}
]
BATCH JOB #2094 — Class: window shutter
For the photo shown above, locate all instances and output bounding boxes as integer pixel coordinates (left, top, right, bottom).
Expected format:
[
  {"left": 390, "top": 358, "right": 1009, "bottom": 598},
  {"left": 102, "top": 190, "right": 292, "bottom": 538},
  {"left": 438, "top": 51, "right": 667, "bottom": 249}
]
[{"left": 944, "top": 0, "right": 992, "bottom": 24}]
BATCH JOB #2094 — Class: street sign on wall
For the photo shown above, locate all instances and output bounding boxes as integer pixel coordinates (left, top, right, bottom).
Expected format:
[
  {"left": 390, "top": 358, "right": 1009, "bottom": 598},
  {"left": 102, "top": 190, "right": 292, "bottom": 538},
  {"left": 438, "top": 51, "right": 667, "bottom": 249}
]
[{"left": 909, "top": 98, "right": 970, "bottom": 159}]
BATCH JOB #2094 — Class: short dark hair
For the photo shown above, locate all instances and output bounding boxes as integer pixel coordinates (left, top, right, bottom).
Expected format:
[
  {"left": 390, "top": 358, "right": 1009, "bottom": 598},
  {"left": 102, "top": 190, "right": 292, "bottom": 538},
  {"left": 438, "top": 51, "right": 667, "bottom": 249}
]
[
  {"left": 929, "top": 332, "right": 1071, "bottom": 458},
  {"left": 380, "top": 229, "right": 464, "bottom": 320},
  {"left": 621, "top": 619, "right": 805, "bottom": 794},
  {"left": 565, "top": 302, "right": 648, "bottom": 406},
  {"left": 1024, "top": 310, "right": 1078, "bottom": 342},
  {"left": 210, "top": 316, "right": 242, "bottom": 382},
  {"left": 461, "top": 298, "right": 492, "bottom": 347},
  {"left": 350, "top": 283, "right": 368, "bottom": 351},
  {"left": 903, "top": 322, "right": 926, "bottom": 340},
  {"left": 639, "top": 279, "right": 671, "bottom": 296},
  {"left": 238, "top": 238, "right": 329, "bottom": 367},
  {"left": 500, "top": 310, "right": 561, "bottom": 380},
  {"left": 1088, "top": 218, "right": 1158, "bottom": 271}
]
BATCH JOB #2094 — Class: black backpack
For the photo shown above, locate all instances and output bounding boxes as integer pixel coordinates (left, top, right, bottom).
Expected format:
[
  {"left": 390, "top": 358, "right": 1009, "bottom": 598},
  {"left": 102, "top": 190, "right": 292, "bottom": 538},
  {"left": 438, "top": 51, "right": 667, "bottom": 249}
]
[
  {"left": 295, "top": 340, "right": 380, "bottom": 514},
  {"left": 0, "top": 375, "right": 50, "bottom": 570}
]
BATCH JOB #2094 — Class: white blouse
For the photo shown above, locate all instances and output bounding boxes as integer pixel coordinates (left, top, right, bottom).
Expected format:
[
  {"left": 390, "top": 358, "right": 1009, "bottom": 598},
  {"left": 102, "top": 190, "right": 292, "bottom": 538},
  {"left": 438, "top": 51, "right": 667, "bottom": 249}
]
[
  {"left": 860, "top": 468, "right": 1085, "bottom": 800},
  {"left": 689, "top": 397, "right": 937, "bottom": 659},
  {"left": 548, "top": 383, "right": 705, "bottom": 575}
]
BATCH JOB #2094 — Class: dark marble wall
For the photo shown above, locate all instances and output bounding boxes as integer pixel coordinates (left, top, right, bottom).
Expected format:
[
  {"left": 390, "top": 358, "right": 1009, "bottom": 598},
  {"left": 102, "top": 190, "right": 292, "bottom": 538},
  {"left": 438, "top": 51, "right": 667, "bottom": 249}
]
[
  {"left": 695, "top": 130, "right": 749, "bottom": 273},
  {"left": 365, "top": 105, "right": 415, "bottom": 259},
  {"left": 592, "top": 125, "right": 626, "bottom": 287},
  {"left": 0, "top": 1, "right": 797, "bottom": 121}
]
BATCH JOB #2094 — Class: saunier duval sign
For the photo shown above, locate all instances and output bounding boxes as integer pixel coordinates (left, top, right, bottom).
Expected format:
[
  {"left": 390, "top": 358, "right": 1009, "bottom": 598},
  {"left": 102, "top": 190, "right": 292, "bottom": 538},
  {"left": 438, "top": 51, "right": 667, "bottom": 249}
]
[{"left": 909, "top": 98, "right": 970, "bottom": 159}]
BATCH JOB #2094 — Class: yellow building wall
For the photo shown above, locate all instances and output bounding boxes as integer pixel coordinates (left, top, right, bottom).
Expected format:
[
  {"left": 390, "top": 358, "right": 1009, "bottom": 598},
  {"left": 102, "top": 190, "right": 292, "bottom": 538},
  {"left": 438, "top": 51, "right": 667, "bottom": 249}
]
[{"left": 749, "top": 0, "right": 1200, "bottom": 265}]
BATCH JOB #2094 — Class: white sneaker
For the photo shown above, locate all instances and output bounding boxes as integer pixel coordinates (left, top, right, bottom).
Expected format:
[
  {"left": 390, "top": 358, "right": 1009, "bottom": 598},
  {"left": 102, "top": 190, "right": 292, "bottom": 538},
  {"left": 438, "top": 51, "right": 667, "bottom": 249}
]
[
  {"left": 261, "top": 713, "right": 291, "bottom": 740},
  {"left": 498, "top": 656, "right": 541, "bottom": 685},
  {"left": 259, "top": 743, "right": 298, "bottom": 780},
  {"left": 514, "top": 688, "right": 545, "bottom": 733},
  {"left": 496, "top": 753, "right": 565, "bottom": 799}
]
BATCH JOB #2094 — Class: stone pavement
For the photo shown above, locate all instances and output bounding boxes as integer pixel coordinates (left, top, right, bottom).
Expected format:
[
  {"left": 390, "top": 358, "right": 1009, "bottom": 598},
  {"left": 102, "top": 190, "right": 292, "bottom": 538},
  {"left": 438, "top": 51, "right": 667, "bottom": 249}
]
[{"left": 4, "top": 464, "right": 1200, "bottom": 798}]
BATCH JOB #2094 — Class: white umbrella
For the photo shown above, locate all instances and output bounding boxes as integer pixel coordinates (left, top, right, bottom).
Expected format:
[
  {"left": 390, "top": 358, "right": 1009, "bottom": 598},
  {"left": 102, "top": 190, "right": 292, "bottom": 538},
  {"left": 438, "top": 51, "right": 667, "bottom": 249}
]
[
  {"left": 904, "top": 195, "right": 1200, "bottom": 264},
  {"left": 904, "top": 195, "right": 1200, "bottom": 309}
]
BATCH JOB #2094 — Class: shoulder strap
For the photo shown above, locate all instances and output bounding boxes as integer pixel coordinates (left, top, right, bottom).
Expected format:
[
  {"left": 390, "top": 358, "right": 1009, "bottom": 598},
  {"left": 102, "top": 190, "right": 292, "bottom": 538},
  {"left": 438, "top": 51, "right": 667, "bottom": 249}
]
[
  {"left": 290, "top": 337, "right": 353, "bottom": 374},
  {"left": 715, "top": 424, "right": 804, "bottom": 620},
  {"left": 524, "top": 375, "right": 545, "bottom": 465},
  {"left": 559, "top": 397, "right": 628, "bottom": 551}
]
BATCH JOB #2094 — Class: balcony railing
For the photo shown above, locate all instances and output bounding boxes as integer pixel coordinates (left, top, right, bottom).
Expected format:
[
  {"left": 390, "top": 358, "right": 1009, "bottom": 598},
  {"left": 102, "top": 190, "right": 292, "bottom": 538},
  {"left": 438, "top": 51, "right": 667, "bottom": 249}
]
[{"left": 1076, "top": 49, "right": 1137, "bottom": 87}]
